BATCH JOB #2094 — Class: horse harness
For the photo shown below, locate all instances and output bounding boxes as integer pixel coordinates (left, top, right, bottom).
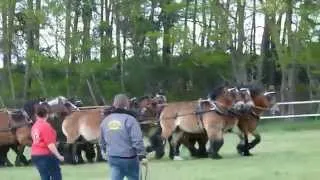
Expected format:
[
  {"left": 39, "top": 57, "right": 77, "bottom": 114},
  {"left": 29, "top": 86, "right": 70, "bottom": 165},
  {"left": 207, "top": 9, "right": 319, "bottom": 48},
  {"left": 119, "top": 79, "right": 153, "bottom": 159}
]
[
  {"left": 0, "top": 109, "right": 33, "bottom": 133},
  {"left": 195, "top": 100, "right": 237, "bottom": 129}
]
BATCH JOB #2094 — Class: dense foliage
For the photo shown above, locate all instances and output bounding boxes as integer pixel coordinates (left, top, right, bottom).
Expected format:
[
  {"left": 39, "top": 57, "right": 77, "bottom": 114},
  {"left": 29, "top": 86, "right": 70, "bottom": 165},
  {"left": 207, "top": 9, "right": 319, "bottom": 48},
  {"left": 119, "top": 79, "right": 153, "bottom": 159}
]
[{"left": 0, "top": 0, "right": 319, "bottom": 108}]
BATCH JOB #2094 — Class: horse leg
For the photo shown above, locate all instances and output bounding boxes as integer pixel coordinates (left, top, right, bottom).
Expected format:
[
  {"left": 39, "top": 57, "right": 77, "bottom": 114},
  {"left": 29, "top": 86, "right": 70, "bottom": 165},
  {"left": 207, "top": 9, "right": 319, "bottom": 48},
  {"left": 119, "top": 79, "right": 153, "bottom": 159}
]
[
  {"left": 11, "top": 145, "right": 28, "bottom": 166},
  {"left": 96, "top": 144, "right": 105, "bottom": 162},
  {"left": 179, "top": 134, "right": 198, "bottom": 157},
  {"left": 12, "top": 145, "right": 28, "bottom": 166},
  {"left": 248, "top": 131, "right": 261, "bottom": 150},
  {"left": 168, "top": 136, "right": 174, "bottom": 159},
  {"left": 207, "top": 129, "right": 224, "bottom": 159},
  {"left": 236, "top": 132, "right": 246, "bottom": 155},
  {"left": 75, "top": 143, "right": 84, "bottom": 164},
  {"left": 168, "top": 136, "right": 181, "bottom": 160},
  {"left": 84, "top": 142, "right": 96, "bottom": 163},
  {"left": 197, "top": 135, "right": 208, "bottom": 158},
  {"left": 0, "top": 145, "right": 13, "bottom": 167},
  {"left": 242, "top": 133, "right": 252, "bottom": 156},
  {"left": 148, "top": 127, "right": 165, "bottom": 159},
  {"left": 170, "top": 130, "right": 184, "bottom": 160},
  {"left": 64, "top": 144, "right": 75, "bottom": 164}
]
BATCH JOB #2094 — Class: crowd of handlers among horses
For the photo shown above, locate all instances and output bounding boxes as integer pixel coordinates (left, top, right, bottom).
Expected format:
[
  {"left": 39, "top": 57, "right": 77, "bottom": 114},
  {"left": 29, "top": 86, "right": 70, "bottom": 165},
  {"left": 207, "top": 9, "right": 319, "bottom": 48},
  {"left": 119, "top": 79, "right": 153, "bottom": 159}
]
[{"left": 0, "top": 84, "right": 276, "bottom": 167}]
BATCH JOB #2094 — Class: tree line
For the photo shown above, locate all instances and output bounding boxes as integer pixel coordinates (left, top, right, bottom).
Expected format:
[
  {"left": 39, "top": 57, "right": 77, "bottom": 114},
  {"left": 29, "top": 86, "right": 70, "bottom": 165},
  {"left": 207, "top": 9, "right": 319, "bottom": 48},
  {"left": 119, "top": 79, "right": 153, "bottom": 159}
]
[{"left": 0, "top": 0, "right": 319, "bottom": 113}]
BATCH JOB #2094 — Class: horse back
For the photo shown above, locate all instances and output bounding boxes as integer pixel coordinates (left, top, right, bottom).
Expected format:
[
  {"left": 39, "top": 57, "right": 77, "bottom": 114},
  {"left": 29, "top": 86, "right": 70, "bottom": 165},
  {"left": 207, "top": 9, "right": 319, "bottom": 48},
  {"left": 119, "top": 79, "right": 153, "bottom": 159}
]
[
  {"left": 62, "top": 108, "right": 103, "bottom": 143},
  {"left": 0, "top": 112, "right": 18, "bottom": 145},
  {"left": 160, "top": 101, "right": 203, "bottom": 138}
]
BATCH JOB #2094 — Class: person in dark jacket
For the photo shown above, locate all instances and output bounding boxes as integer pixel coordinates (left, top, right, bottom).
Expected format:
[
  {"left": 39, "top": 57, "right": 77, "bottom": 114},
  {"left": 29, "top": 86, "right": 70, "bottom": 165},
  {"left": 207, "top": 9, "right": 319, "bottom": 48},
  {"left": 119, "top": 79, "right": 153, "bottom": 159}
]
[{"left": 100, "top": 94, "right": 147, "bottom": 180}]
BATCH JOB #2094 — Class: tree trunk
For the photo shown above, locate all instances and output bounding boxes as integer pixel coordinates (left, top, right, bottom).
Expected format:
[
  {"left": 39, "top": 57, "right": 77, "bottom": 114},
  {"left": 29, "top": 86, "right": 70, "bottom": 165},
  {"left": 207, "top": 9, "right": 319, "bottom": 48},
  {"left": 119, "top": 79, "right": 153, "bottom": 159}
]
[
  {"left": 2, "top": 0, "right": 16, "bottom": 100},
  {"left": 100, "top": 0, "right": 105, "bottom": 60},
  {"left": 250, "top": 0, "right": 256, "bottom": 54},
  {"left": 161, "top": 0, "right": 173, "bottom": 66},
  {"left": 200, "top": 0, "right": 207, "bottom": 47},
  {"left": 71, "top": 0, "right": 81, "bottom": 63},
  {"left": 306, "top": 65, "right": 320, "bottom": 113},
  {"left": 182, "top": 0, "right": 190, "bottom": 53},
  {"left": 121, "top": 31, "right": 126, "bottom": 92},
  {"left": 206, "top": 0, "right": 213, "bottom": 48},
  {"left": 149, "top": 0, "right": 158, "bottom": 61},
  {"left": 105, "top": 0, "right": 113, "bottom": 61},
  {"left": 64, "top": 0, "right": 72, "bottom": 62},
  {"left": 82, "top": 0, "right": 92, "bottom": 61},
  {"left": 23, "top": 0, "right": 35, "bottom": 101},
  {"left": 34, "top": 0, "right": 41, "bottom": 51},
  {"left": 232, "top": 0, "right": 247, "bottom": 84},
  {"left": 64, "top": 0, "right": 72, "bottom": 96},
  {"left": 285, "top": 0, "right": 295, "bottom": 115},
  {"left": 114, "top": 1, "right": 121, "bottom": 62},
  {"left": 192, "top": 0, "right": 197, "bottom": 46}
]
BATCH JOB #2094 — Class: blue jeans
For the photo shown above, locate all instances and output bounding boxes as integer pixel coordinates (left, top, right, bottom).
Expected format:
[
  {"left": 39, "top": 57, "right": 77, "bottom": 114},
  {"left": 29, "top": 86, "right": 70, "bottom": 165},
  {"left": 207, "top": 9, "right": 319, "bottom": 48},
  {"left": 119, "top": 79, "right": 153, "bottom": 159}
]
[
  {"left": 32, "top": 155, "right": 62, "bottom": 180},
  {"left": 108, "top": 156, "right": 140, "bottom": 180}
]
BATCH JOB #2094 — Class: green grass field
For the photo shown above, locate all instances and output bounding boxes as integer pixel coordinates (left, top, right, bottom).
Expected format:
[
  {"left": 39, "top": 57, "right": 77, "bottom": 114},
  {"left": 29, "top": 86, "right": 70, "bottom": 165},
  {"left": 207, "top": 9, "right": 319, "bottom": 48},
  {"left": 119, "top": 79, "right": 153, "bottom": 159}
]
[{"left": 2, "top": 119, "right": 320, "bottom": 180}]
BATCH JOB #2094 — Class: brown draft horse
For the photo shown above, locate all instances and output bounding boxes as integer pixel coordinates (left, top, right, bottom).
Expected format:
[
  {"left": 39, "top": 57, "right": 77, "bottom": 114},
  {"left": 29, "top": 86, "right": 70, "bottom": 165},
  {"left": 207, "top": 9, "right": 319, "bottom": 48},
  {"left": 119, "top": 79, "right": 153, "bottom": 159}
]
[
  {"left": 235, "top": 85, "right": 276, "bottom": 156},
  {"left": 62, "top": 96, "right": 165, "bottom": 162},
  {"left": 130, "top": 95, "right": 166, "bottom": 159},
  {"left": 0, "top": 109, "right": 32, "bottom": 166},
  {"left": 42, "top": 97, "right": 96, "bottom": 164},
  {"left": 160, "top": 86, "right": 240, "bottom": 160},
  {"left": 0, "top": 96, "right": 78, "bottom": 167},
  {"left": 62, "top": 108, "right": 104, "bottom": 164}
]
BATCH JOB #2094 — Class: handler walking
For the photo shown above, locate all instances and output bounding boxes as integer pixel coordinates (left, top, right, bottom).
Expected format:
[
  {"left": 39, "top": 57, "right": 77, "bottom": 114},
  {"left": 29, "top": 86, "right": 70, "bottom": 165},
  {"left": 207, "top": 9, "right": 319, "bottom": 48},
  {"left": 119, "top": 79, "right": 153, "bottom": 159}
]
[
  {"left": 31, "top": 104, "right": 64, "bottom": 180},
  {"left": 100, "top": 94, "right": 148, "bottom": 180}
]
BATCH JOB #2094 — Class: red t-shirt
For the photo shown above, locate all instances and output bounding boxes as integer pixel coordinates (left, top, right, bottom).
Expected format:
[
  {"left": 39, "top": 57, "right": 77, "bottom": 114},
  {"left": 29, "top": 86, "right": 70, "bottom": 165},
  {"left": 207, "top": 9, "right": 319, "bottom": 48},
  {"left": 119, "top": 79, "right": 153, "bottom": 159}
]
[{"left": 31, "top": 118, "right": 57, "bottom": 155}]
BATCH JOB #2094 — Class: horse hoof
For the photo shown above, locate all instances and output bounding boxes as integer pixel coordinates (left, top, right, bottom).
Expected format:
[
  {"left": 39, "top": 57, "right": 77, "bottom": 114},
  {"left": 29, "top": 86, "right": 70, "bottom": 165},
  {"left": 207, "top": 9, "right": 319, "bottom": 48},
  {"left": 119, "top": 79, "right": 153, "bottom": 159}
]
[
  {"left": 237, "top": 144, "right": 245, "bottom": 155},
  {"left": 173, "top": 156, "right": 184, "bottom": 161},
  {"left": 210, "top": 154, "right": 222, "bottom": 159},
  {"left": 198, "top": 153, "right": 208, "bottom": 158},
  {"left": 146, "top": 146, "right": 153, "bottom": 153},
  {"left": 155, "top": 151, "right": 165, "bottom": 159},
  {"left": 243, "top": 152, "right": 253, "bottom": 157},
  {"left": 6, "top": 163, "right": 13, "bottom": 167}
]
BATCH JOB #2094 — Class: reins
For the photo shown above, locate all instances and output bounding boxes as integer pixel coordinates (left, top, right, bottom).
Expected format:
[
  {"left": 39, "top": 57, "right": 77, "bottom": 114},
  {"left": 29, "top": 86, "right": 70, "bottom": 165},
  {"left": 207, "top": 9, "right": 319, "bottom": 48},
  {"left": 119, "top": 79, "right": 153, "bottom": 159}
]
[{"left": 140, "top": 163, "right": 149, "bottom": 180}]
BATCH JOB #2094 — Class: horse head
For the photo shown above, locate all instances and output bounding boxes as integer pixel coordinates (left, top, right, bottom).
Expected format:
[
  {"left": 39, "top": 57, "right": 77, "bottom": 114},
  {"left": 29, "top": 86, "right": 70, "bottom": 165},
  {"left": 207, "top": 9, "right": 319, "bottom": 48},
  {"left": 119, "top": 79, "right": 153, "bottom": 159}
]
[
  {"left": 209, "top": 85, "right": 238, "bottom": 108},
  {"left": 45, "top": 96, "right": 79, "bottom": 119},
  {"left": 238, "top": 85, "right": 277, "bottom": 115},
  {"left": 136, "top": 96, "right": 158, "bottom": 120},
  {"left": 9, "top": 109, "right": 31, "bottom": 125}
]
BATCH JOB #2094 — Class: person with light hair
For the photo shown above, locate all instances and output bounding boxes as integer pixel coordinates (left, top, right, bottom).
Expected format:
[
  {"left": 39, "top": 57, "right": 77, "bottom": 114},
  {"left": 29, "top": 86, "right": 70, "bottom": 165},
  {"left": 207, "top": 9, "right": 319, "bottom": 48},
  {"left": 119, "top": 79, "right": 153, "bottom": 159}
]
[{"left": 100, "top": 93, "right": 148, "bottom": 180}]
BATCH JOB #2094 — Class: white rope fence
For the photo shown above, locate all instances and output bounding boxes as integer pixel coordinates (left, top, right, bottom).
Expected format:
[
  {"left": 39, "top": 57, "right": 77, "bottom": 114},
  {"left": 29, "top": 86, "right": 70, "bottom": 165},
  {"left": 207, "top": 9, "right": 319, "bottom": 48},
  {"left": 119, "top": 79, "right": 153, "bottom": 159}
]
[
  {"left": 276, "top": 100, "right": 320, "bottom": 105},
  {"left": 261, "top": 100, "right": 320, "bottom": 119}
]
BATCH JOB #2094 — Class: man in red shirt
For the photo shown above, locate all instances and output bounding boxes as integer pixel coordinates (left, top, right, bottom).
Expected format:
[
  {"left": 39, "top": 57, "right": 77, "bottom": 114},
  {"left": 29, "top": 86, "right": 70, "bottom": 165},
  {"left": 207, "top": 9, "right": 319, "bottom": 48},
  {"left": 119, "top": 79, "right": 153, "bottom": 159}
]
[{"left": 31, "top": 104, "right": 64, "bottom": 180}]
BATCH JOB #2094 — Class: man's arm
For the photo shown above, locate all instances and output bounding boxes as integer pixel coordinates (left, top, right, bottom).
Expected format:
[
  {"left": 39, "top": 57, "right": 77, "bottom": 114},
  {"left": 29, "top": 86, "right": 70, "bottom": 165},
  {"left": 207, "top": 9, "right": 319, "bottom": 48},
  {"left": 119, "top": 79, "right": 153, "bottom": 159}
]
[
  {"left": 99, "top": 121, "right": 107, "bottom": 155},
  {"left": 128, "top": 116, "right": 146, "bottom": 158}
]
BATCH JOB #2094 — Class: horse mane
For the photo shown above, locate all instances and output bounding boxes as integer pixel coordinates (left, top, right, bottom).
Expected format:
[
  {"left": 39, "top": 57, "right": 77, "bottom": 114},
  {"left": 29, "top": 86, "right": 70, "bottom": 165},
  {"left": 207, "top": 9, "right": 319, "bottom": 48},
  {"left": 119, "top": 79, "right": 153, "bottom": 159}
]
[
  {"left": 10, "top": 110, "right": 27, "bottom": 122},
  {"left": 208, "top": 85, "right": 228, "bottom": 100},
  {"left": 239, "top": 84, "right": 264, "bottom": 97},
  {"left": 137, "top": 95, "right": 150, "bottom": 103}
]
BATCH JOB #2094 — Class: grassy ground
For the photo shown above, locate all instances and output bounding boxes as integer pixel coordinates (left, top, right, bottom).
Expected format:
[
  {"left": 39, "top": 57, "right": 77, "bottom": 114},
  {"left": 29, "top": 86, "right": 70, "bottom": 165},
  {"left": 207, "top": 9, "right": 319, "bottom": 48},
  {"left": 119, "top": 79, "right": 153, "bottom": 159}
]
[{"left": 1, "top": 119, "right": 320, "bottom": 180}]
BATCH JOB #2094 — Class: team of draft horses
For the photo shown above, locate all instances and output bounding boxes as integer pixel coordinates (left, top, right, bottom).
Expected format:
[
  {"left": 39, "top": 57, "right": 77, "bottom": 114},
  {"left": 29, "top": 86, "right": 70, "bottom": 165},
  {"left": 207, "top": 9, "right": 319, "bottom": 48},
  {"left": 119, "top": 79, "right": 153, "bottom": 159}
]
[{"left": 0, "top": 84, "right": 276, "bottom": 167}]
